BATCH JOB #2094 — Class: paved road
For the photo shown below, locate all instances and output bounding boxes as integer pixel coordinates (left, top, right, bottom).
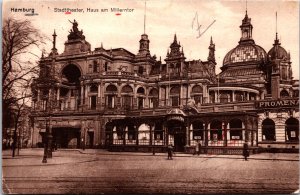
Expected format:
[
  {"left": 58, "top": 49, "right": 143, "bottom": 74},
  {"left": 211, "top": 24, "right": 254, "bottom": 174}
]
[{"left": 2, "top": 149, "right": 299, "bottom": 194}]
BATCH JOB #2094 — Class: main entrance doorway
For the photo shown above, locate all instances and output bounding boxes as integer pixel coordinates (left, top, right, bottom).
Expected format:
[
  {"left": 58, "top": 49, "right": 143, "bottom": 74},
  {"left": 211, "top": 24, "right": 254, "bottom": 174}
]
[
  {"left": 52, "top": 127, "right": 81, "bottom": 148},
  {"left": 167, "top": 120, "right": 186, "bottom": 152}
]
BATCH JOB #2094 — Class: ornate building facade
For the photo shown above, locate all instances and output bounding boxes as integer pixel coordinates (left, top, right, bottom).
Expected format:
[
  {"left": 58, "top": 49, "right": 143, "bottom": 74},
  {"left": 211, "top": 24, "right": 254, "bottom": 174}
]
[{"left": 30, "top": 12, "right": 299, "bottom": 154}]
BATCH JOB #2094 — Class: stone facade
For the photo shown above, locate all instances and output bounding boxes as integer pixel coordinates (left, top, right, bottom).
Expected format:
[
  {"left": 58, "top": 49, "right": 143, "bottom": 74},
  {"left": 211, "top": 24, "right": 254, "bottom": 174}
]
[{"left": 30, "top": 13, "right": 299, "bottom": 154}]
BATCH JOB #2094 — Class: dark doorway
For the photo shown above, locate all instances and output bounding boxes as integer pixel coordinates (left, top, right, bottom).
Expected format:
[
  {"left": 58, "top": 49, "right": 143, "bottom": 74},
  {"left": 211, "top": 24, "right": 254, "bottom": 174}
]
[
  {"left": 87, "top": 131, "right": 94, "bottom": 148},
  {"left": 167, "top": 120, "right": 186, "bottom": 152},
  {"left": 52, "top": 127, "right": 81, "bottom": 148},
  {"left": 174, "top": 133, "right": 185, "bottom": 152}
]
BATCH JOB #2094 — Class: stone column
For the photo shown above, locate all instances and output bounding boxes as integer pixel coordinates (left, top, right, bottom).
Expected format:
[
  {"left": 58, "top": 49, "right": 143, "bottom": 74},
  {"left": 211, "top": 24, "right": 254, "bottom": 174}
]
[
  {"left": 185, "top": 123, "right": 189, "bottom": 147},
  {"left": 223, "top": 121, "right": 227, "bottom": 147},
  {"left": 166, "top": 86, "right": 169, "bottom": 106},
  {"left": 180, "top": 85, "right": 183, "bottom": 106},
  {"left": 232, "top": 91, "right": 235, "bottom": 102},
  {"left": 214, "top": 91, "right": 217, "bottom": 103},
  {"left": 56, "top": 88, "right": 60, "bottom": 101}
]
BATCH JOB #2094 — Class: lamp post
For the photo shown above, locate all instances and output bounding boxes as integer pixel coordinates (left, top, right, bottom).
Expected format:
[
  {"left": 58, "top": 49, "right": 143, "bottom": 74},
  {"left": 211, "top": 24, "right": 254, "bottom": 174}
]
[{"left": 42, "top": 91, "right": 53, "bottom": 163}]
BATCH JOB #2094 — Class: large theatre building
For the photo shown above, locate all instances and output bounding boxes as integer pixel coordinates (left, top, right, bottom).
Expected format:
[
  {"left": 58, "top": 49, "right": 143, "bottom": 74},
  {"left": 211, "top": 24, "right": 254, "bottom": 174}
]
[{"left": 30, "top": 12, "right": 299, "bottom": 154}]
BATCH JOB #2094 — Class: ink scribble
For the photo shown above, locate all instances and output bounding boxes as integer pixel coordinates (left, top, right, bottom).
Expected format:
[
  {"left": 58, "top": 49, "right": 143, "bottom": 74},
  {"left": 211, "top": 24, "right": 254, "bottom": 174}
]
[{"left": 192, "top": 12, "right": 216, "bottom": 38}]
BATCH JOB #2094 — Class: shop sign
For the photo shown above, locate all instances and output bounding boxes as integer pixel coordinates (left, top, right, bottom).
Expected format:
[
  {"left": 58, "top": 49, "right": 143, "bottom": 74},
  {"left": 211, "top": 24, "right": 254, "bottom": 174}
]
[{"left": 256, "top": 99, "right": 299, "bottom": 109}]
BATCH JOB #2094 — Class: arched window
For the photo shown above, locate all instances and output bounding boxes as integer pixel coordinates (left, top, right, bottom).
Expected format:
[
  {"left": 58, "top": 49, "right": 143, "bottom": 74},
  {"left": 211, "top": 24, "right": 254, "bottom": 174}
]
[
  {"left": 192, "top": 121, "right": 204, "bottom": 140},
  {"left": 262, "top": 118, "right": 276, "bottom": 141},
  {"left": 192, "top": 85, "right": 203, "bottom": 93},
  {"left": 121, "top": 85, "right": 133, "bottom": 109},
  {"left": 280, "top": 90, "right": 289, "bottom": 98},
  {"left": 106, "top": 85, "right": 117, "bottom": 92},
  {"left": 229, "top": 119, "right": 243, "bottom": 140},
  {"left": 137, "top": 87, "right": 145, "bottom": 109},
  {"left": 170, "top": 85, "right": 180, "bottom": 106},
  {"left": 105, "top": 85, "right": 117, "bottom": 108},
  {"left": 285, "top": 118, "right": 299, "bottom": 141},
  {"left": 121, "top": 85, "right": 133, "bottom": 93},
  {"left": 149, "top": 88, "right": 159, "bottom": 108},
  {"left": 90, "top": 84, "right": 98, "bottom": 93},
  {"left": 210, "top": 120, "right": 223, "bottom": 140},
  {"left": 192, "top": 85, "right": 203, "bottom": 105}
]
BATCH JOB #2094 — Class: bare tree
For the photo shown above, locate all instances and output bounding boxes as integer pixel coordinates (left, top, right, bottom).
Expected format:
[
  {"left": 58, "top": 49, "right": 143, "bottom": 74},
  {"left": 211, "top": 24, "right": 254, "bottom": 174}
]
[{"left": 2, "top": 17, "right": 45, "bottom": 154}]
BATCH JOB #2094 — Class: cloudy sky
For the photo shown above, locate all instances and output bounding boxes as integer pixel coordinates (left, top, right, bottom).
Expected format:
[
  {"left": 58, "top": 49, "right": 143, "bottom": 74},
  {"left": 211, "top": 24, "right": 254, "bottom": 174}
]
[{"left": 3, "top": 0, "right": 299, "bottom": 79}]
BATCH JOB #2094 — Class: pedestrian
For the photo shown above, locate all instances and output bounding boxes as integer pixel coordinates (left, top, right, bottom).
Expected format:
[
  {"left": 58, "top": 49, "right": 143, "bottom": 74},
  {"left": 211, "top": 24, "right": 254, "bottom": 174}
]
[
  {"left": 197, "top": 142, "right": 201, "bottom": 156},
  {"left": 167, "top": 144, "right": 173, "bottom": 160},
  {"left": 194, "top": 141, "right": 200, "bottom": 155},
  {"left": 243, "top": 143, "right": 249, "bottom": 161}
]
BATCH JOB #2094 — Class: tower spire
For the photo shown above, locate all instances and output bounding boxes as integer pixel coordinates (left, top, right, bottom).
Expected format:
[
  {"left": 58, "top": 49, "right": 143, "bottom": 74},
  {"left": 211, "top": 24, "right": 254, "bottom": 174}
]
[
  {"left": 246, "top": 0, "right": 248, "bottom": 16},
  {"left": 144, "top": 0, "right": 146, "bottom": 34},
  {"left": 52, "top": 30, "right": 57, "bottom": 50},
  {"left": 208, "top": 36, "right": 215, "bottom": 63},
  {"left": 276, "top": 11, "right": 278, "bottom": 41}
]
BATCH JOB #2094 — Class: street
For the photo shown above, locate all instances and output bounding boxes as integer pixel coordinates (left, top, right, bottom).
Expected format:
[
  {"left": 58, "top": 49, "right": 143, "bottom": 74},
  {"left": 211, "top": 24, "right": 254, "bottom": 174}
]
[{"left": 2, "top": 149, "right": 299, "bottom": 194}]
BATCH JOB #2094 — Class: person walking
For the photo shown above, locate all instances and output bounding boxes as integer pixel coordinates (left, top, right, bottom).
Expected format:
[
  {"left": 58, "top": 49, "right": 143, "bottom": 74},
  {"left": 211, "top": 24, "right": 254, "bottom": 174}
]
[
  {"left": 197, "top": 142, "right": 201, "bottom": 156},
  {"left": 167, "top": 144, "right": 173, "bottom": 160},
  {"left": 243, "top": 143, "right": 249, "bottom": 161},
  {"left": 194, "top": 141, "right": 201, "bottom": 156}
]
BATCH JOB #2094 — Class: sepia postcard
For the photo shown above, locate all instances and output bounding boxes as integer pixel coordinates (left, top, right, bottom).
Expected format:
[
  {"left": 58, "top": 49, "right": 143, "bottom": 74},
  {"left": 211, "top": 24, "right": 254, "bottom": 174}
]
[{"left": 2, "top": 0, "right": 299, "bottom": 194}]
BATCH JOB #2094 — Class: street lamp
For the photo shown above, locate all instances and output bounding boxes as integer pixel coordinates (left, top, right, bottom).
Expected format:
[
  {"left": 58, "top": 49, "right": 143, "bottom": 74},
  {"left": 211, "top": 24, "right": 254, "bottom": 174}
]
[{"left": 42, "top": 92, "right": 53, "bottom": 163}]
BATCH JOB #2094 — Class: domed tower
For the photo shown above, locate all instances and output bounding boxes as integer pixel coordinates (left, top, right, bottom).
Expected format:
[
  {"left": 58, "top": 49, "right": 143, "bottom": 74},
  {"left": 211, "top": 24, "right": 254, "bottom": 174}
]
[
  {"left": 267, "top": 31, "right": 293, "bottom": 99},
  {"left": 134, "top": 1, "right": 156, "bottom": 76},
  {"left": 219, "top": 11, "right": 267, "bottom": 87}
]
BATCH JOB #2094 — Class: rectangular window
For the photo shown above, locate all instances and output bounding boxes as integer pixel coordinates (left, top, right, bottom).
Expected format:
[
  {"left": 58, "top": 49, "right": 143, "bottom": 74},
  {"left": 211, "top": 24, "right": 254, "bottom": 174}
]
[
  {"left": 91, "top": 96, "right": 96, "bottom": 110},
  {"left": 138, "top": 97, "right": 144, "bottom": 109},
  {"left": 171, "top": 96, "right": 179, "bottom": 106},
  {"left": 107, "top": 95, "right": 115, "bottom": 108},
  {"left": 123, "top": 96, "right": 132, "bottom": 109}
]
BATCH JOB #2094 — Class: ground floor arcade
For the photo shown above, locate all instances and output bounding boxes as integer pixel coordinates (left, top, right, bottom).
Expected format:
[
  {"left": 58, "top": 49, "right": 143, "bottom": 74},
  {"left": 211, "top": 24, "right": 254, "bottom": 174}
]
[{"left": 30, "top": 108, "right": 299, "bottom": 153}]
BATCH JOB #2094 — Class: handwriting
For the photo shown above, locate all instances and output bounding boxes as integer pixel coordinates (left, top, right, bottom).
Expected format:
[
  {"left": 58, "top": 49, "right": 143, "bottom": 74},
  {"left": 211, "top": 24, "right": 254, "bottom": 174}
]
[{"left": 192, "top": 12, "right": 216, "bottom": 39}]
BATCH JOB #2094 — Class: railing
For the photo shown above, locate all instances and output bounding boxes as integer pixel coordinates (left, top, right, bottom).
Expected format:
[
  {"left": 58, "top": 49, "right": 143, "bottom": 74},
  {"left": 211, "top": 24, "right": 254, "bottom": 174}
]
[{"left": 32, "top": 100, "right": 258, "bottom": 117}]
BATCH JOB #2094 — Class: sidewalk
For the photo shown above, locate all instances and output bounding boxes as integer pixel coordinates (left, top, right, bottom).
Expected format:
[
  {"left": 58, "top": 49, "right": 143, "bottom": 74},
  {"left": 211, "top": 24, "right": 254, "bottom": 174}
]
[{"left": 2, "top": 148, "right": 299, "bottom": 167}]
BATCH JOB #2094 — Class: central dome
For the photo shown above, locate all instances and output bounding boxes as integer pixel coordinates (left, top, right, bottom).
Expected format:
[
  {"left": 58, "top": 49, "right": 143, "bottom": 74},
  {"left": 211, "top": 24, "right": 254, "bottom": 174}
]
[{"left": 223, "top": 43, "right": 267, "bottom": 66}]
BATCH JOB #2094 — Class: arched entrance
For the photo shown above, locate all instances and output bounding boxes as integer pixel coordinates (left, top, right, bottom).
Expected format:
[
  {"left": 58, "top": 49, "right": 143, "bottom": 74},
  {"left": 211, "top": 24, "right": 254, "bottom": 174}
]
[
  {"left": 167, "top": 119, "right": 186, "bottom": 152},
  {"left": 262, "top": 118, "right": 276, "bottom": 141}
]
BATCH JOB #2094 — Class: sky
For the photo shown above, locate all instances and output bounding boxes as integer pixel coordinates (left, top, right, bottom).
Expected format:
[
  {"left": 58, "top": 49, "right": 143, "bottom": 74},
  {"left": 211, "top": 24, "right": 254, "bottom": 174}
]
[{"left": 3, "top": 0, "right": 299, "bottom": 79}]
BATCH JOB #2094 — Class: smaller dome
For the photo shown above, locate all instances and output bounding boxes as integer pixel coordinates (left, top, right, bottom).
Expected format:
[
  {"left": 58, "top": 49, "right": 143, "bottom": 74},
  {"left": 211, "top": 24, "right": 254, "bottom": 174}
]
[{"left": 267, "top": 45, "right": 288, "bottom": 61}]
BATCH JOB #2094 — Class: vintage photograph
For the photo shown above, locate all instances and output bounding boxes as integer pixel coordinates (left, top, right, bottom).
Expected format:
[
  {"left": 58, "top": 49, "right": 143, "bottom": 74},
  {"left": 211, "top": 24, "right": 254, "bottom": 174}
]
[{"left": 2, "top": 0, "right": 299, "bottom": 194}]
